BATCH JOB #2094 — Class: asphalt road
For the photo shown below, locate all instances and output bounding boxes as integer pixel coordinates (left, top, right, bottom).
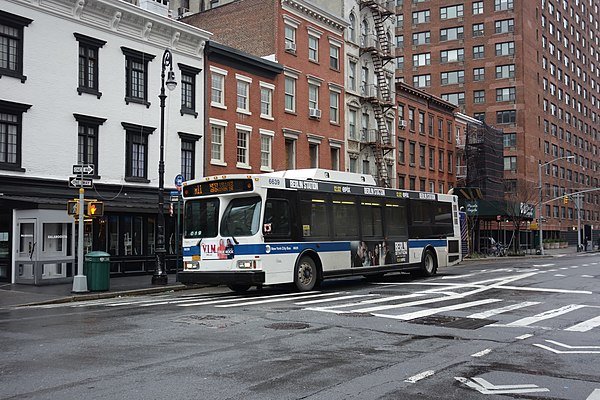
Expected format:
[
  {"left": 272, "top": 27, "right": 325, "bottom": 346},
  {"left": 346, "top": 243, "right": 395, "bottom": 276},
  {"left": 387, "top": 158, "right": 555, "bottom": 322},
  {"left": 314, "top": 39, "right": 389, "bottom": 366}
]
[{"left": 1, "top": 253, "right": 599, "bottom": 400}]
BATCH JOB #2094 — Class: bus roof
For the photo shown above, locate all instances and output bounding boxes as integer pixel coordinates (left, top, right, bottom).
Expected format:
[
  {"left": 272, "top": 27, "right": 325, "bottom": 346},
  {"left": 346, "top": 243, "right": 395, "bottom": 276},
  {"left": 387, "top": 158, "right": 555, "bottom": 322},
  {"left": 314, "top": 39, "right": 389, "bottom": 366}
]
[{"left": 263, "top": 169, "right": 376, "bottom": 186}]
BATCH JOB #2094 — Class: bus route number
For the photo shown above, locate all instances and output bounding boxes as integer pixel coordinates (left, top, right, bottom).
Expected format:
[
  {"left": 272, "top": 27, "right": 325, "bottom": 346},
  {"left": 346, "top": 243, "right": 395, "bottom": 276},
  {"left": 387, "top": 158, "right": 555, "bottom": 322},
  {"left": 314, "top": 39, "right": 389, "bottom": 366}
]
[{"left": 333, "top": 185, "right": 351, "bottom": 193}]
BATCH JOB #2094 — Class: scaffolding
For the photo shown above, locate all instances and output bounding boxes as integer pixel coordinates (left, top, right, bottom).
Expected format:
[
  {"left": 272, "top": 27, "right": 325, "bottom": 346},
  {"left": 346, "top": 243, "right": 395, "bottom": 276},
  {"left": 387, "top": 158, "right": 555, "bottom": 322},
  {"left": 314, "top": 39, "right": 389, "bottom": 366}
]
[{"left": 465, "top": 122, "right": 504, "bottom": 201}]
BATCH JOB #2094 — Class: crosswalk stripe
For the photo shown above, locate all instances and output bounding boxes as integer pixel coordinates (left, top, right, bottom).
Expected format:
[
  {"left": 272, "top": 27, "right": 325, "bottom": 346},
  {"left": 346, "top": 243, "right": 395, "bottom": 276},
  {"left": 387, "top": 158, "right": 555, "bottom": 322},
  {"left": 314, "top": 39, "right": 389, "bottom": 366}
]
[
  {"left": 564, "top": 315, "right": 600, "bottom": 332},
  {"left": 294, "top": 294, "right": 376, "bottom": 305},
  {"left": 304, "top": 293, "right": 428, "bottom": 313},
  {"left": 351, "top": 294, "right": 470, "bottom": 314},
  {"left": 503, "top": 304, "right": 587, "bottom": 327},
  {"left": 467, "top": 301, "right": 540, "bottom": 319},
  {"left": 140, "top": 295, "right": 245, "bottom": 307},
  {"left": 371, "top": 298, "right": 503, "bottom": 321},
  {"left": 215, "top": 291, "right": 344, "bottom": 307},
  {"left": 179, "top": 290, "right": 321, "bottom": 307}
]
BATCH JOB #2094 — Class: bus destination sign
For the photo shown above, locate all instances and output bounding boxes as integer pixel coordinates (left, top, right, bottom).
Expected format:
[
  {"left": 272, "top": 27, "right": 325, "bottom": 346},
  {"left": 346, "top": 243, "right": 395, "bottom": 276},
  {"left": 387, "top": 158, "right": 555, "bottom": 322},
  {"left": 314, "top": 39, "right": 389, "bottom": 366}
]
[{"left": 183, "top": 179, "right": 254, "bottom": 198}]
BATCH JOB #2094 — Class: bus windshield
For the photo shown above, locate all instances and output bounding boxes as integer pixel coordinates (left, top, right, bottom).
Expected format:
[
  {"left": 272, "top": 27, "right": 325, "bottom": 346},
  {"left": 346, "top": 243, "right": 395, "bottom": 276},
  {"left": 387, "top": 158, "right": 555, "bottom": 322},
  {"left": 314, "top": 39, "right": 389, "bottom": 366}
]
[
  {"left": 221, "top": 196, "right": 262, "bottom": 237},
  {"left": 184, "top": 198, "right": 219, "bottom": 239}
]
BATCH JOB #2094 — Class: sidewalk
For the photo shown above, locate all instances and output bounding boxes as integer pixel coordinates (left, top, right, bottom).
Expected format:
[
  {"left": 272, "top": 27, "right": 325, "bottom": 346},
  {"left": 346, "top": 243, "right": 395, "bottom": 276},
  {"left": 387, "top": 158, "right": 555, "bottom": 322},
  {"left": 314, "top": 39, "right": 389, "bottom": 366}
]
[
  {"left": 0, "top": 274, "right": 197, "bottom": 309},
  {"left": 1, "top": 246, "right": 596, "bottom": 309}
]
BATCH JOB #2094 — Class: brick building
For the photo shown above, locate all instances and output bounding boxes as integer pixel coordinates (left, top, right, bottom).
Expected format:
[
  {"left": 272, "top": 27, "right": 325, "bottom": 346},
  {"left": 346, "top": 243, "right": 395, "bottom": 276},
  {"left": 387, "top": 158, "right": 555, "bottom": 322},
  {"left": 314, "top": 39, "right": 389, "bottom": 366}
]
[
  {"left": 184, "top": 0, "right": 347, "bottom": 172},
  {"left": 395, "top": 0, "right": 600, "bottom": 241}
]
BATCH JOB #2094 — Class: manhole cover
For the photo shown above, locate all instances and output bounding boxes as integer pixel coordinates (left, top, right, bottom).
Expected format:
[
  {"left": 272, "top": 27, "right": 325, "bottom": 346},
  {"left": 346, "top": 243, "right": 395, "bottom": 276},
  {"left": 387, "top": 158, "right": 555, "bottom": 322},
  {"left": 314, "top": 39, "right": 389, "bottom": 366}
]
[
  {"left": 265, "top": 322, "right": 310, "bottom": 330},
  {"left": 410, "top": 315, "right": 495, "bottom": 330}
]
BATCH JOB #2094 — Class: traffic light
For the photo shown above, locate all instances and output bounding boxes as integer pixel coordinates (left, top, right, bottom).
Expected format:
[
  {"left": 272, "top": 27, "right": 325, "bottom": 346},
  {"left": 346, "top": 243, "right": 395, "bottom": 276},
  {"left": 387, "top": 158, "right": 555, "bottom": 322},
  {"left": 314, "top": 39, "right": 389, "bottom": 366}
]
[
  {"left": 87, "top": 201, "right": 104, "bottom": 217},
  {"left": 67, "top": 200, "right": 79, "bottom": 216},
  {"left": 563, "top": 195, "right": 569, "bottom": 204}
]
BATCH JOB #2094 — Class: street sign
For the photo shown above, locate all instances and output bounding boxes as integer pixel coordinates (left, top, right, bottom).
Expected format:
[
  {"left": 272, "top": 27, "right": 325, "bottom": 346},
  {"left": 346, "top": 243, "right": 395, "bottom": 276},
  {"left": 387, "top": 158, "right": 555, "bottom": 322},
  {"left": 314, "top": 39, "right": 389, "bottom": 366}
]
[
  {"left": 174, "top": 174, "right": 184, "bottom": 187},
  {"left": 72, "top": 164, "right": 95, "bottom": 175},
  {"left": 69, "top": 176, "right": 93, "bottom": 188}
]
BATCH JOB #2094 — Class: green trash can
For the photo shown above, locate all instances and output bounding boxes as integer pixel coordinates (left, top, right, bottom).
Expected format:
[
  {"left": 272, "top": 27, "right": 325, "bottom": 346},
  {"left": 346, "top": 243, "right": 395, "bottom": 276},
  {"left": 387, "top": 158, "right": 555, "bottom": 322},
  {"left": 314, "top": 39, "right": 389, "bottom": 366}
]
[{"left": 84, "top": 251, "right": 110, "bottom": 291}]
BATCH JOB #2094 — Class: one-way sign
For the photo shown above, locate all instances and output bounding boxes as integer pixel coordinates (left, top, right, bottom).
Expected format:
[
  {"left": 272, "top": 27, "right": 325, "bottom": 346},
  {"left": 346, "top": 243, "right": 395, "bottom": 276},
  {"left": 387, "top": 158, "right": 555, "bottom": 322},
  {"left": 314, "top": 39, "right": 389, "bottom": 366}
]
[
  {"left": 72, "top": 164, "right": 95, "bottom": 175},
  {"left": 69, "top": 176, "right": 93, "bottom": 188}
]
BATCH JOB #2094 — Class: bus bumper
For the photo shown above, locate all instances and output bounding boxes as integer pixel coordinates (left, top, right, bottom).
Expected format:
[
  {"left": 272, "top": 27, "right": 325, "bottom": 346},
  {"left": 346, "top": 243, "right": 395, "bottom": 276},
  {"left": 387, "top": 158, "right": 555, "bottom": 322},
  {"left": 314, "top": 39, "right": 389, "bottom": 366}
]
[{"left": 178, "top": 271, "right": 265, "bottom": 286}]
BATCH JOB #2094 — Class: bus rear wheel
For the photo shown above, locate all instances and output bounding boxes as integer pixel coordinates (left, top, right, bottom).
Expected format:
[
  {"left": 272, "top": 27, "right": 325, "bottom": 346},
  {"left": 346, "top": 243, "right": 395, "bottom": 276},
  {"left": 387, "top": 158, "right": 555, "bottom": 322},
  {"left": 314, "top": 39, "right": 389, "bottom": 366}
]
[
  {"left": 227, "top": 284, "right": 251, "bottom": 293},
  {"left": 295, "top": 256, "right": 318, "bottom": 292},
  {"left": 419, "top": 249, "right": 437, "bottom": 277}
]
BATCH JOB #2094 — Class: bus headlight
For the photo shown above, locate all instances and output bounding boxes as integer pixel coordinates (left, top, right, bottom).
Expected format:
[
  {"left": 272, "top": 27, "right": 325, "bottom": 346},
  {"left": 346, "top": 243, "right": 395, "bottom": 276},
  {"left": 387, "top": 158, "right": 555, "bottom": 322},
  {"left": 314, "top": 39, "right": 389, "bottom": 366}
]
[
  {"left": 184, "top": 261, "right": 200, "bottom": 270},
  {"left": 237, "top": 260, "right": 256, "bottom": 269}
]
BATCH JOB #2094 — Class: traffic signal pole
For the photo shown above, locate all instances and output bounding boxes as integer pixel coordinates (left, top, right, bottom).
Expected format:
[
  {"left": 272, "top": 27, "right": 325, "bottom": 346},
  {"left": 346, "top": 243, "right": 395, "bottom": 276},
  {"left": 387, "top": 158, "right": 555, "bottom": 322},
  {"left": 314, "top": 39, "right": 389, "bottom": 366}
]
[{"left": 72, "top": 188, "right": 88, "bottom": 292}]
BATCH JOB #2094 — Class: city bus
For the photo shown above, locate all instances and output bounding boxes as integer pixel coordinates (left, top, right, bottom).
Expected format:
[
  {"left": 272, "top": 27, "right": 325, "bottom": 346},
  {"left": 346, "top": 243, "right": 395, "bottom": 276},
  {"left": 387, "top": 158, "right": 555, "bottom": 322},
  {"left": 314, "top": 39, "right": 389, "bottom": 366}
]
[{"left": 180, "top": 169, "right": 462, "bottom": 292}]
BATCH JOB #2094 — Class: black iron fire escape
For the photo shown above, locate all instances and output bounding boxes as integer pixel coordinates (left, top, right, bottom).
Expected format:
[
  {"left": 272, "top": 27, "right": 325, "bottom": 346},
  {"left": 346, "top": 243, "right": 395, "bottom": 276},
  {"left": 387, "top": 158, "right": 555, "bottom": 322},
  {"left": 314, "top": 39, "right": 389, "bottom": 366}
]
[{"left": 359, "top": 0, "right": 395, "bottom": 187}]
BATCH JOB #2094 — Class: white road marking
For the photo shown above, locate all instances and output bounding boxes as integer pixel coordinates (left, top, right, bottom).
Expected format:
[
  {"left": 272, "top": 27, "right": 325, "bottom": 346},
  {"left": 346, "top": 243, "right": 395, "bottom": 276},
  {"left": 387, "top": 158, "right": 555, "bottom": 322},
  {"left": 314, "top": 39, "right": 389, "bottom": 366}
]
[
  {"left": 455, "top": 377, "right": 549, "bottom": 395},
  {"left": 471, "top": 348, "right": 492, "bottom": 357},
  {"left": 467, "top": 301, "right": 540, "bottom": 319},
  {"left": 534, "top": 340, "right": 600, "bottom": 354},
  {"left": 586, "top": 389, "right": 600, "bottom": 400},
  {"left": 404, "top": 370, "right": 435, "bottom": 383},
  {"left": 564, "top": 315, "right": 600, "bottom": 332},
  {"left": 179, "top": 291, "right": 321, "bottom": 307},
  {"left": 582, "top": 275, "right": 594, "bottom": 278},
  {"left": 372, "top": 298, "right": 503, "bottom": 321},
  {"left": 504, "top": 304, "right": 587, "bottom": 327},
  {"left": 533, "top": 264, "right": 555, "bottom": 267},
  {"left": 493, "top": 286, "right": 592, "bottom": 294},
  {"left": 515, "top": 334, "right": 533, "bottom": 340},
  {"left": 294, "top": 294, "right": 375, "bottom": 305},
  {"left": 304, "top": 293, "right": 428, "bottom": 313},
  {"left": 554, "top": 274, "right": 566, "bottom": 277},
  {"left": 216, "top": 291, "right": 344, "bottom": 307}
]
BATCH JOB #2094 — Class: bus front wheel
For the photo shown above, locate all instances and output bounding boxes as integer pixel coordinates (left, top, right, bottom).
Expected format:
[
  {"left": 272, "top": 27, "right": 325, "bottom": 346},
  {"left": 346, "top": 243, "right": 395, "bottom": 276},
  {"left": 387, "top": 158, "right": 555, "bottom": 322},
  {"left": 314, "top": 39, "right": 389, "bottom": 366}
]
[
  {"left": 419, "top": 249, "right": 437, "bottom": 277},
  {"left": 295, "top": 256, "right": 318, "bottom": 291}
]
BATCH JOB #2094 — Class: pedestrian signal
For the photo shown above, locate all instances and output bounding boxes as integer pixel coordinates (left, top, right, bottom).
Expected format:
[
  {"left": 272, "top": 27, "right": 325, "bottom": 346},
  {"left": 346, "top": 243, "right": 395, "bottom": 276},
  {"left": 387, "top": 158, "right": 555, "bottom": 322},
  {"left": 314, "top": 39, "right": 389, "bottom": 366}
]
[
  {"left": 87, "top": 201, "right": 104, "bottom": 217},
  {"left": 67, "top": 200, "right": 78, "bottom": 216}
]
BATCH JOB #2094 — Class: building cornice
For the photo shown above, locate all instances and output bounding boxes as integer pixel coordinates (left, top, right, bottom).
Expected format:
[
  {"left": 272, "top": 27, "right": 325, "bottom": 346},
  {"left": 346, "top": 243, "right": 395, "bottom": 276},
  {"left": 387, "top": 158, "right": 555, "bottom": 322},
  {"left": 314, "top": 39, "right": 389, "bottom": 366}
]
[{"left": 281, "top": 0, "right": 346, "bottom": 33}]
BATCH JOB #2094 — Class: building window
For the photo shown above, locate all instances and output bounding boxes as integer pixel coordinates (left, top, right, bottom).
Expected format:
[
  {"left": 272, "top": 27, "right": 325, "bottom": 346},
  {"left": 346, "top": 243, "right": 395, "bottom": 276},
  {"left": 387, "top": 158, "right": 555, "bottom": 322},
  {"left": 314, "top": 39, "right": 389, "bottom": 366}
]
[
  {"left": 440, "top": 26, "right": 464, "bottom": 41},
  {"left": 398, "top": 175, "right": 405, "bottom": 189},
  {"left": 473, "top": 45, "right": 485, "bottom": 59},
  {"left": 348, "top": 13, "right": 356, "bottom": 42},
  {"left": 348, "top": 60, "right": 356, "bottom": 90},
  {"left": 284, "top": 24, "right": 296, "bottom": 51},
  {"left": 331, "top": 147, "right": 340, "bottom": 170},
  {"left": 308, "top": 84, "right": 319, "bottom": 111},
  {"left": 260, "top": 83, "right": 274, "bottom": 118},
  {"left": 473, "top": 67, "right": 485, "bottom": 81},
  {"left": 412, "top": 10, "right": 431, "bottom": 24},
  {"left": 210, "top": 121, "right": 226, "bottom": 164},
  {"left": 495, "top": 18, "right": 514, "bottom": 33},
  {"left": 495, "top": 41, "right": 515, "bottom": 56},
  {"left": 413, "top": 52, "right": 431, "bottom": 67},
  {"left": 210, "top": 67, "right": 227, "bottom": 107},
  {"left": 440, "top": 48, "right": 464, "bottom": 63},
  {"left": 496, "top": 64, "right": 515, "bottom": 79},
  {"left": 418, "top": 111, "right": 425, "bottom": 134},
  {"left": 503, "top": 133, "right": 517, "bottom": 148},
  {"left": 413, "top": 74, "right": 431, "bottom": 88},
  {"left": 329, "top": 90, "right": 339, "bottom": 124},
  {"left": 504, "top": 156, "right": 517, "bottom": 172},
  {"left": 438, "top": 149, "right": 444, "bottom": 171},
  {"left": 473, "top": 23, "right": 484, "bottom": 37},
  {"left": 428, "top": 146, "right": 435, "bottom": 169},
  {"left": 0, "top": 11, "right": 32, "bottom": 82},
  {"left": 349, "top": 109, "right": 358, "bottom": 140},
  {"left": 447, "top": 151, "right": 453, "bottom": 173},
  {"left": 409, "top": 177, "right": 416, "bottom": 190},
  {"left": 440, "top": 5, "right": 464, "bottom": 19},
  {"left": 309, "top": 143, "right": 319, "bottom": 168},
  {"left": 0, "top": 100, "right": 31, "bottom": 170},
  {"left": 408, "top": 108, "right": 415, "bottom": 131},
  {"left": 285, "top": 138, "right": 296, "bottom": 169},
  {"left": 284, "top": 76, "right": 296, "bottom": 112},
  {"left": 441, "top": 70, "right": 465, "bottom": 85},
  {"left": 180, "top": 133, "right": 199, "bottom": 181},
  {"left": 74, "top": 114, "right": 106, "bottom": 176},
  {"left": 179, "top": 64, "right": 201, "bottom": 117},
  {"left": 441, "top": 92, "right": 465, "bottom": 105},
  {"left": 74, "top": 33, "right": 106, "bottom": 97},
  {"left": 398, "top": 139, "right": 405, "bottom": 163},
  {"left": 412, "top": 31, "right": 431, "bottom": 45},
  {"left": 420, "top": 179, "right": 426, "bottom": 191},
  {"left": 473, "top": 1, "right": 483, "bottom": 15},
  {"left": 496, "top": 110, "right": 516, "bottom": 124},
  {"left": 474, "top": 112, "right": 486, "bottom": 122},
  {"left": 329, "top": 43, "right": 340, "bottom": 70},
  {"left": 308, "top": 35, "right": 319, "bottom": 62},
  {"left": 236, "top": 76, "right": 251, "bottom": 114},
  {"left": 123, "top": 122, "right": 154, "bottom": 182},
  {"left": 409, "top": 142, "right": 416, "bottom": 165},
  {"left": 474, "top": 90, "right": 485, "bottom": 103},
  {"left": 496, "top": 87, "right": 516, "bottom": 102},
  {"left": 494, "top": 0, "right": 513, "bottom": 11},
  {"left": 260, "top": 130, "right": 273, "bottom": 171},
  {"left": 236, "top": 128, "right": 250, "bottom": 167},
  {"left": 121, "top": 47, "right": 155, "bottom": 107}
]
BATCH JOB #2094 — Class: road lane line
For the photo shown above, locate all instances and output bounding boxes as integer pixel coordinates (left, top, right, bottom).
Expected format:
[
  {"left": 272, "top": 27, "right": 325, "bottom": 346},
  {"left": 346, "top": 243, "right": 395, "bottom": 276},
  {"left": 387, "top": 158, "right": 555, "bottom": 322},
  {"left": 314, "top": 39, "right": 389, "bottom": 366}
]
[
  {"left": 471, "top": 348, "right": 492, "bottom": 357},
  {"left": 564, "top": 315, "right": 600, "bottom": 332},
  {"left": 467, "top": 301, "right": 540, "bottom": 319},
  {"left": 504, "top": 304, "right": 587, "bottom": 327}
]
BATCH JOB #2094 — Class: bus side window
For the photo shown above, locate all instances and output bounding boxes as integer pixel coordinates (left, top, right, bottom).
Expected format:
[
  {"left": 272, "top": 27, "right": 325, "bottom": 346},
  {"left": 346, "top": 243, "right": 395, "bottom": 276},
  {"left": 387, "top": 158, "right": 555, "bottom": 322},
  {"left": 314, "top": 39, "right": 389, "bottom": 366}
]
[{"left": 263, "top": 199, "right": 291, "bottom": 236}]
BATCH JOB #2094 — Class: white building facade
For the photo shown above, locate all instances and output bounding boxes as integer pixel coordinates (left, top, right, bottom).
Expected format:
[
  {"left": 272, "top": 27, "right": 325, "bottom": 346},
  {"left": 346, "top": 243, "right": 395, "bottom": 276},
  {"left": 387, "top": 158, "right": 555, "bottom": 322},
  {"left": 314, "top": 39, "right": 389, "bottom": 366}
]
[{"left": 0, "top": 0, "right": 210, "bottom": 284}]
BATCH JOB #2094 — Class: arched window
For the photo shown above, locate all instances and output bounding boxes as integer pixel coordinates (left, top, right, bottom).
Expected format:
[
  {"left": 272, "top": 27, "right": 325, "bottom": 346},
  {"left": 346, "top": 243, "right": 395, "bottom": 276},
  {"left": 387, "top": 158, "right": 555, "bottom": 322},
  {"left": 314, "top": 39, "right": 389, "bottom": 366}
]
[
  {"left": 348, "top": 13, "right": 356, "bottom": 42},
  {"left": 361, "top": 20, "right": 368, "bottom": 47}
]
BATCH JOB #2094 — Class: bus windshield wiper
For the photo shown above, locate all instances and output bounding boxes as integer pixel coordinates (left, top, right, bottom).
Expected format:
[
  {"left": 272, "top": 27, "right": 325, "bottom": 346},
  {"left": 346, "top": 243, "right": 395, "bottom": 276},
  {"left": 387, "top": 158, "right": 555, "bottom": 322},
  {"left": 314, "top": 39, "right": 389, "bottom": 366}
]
[{"left": 225, "top": 216, "right": 239, "bottom": 244}]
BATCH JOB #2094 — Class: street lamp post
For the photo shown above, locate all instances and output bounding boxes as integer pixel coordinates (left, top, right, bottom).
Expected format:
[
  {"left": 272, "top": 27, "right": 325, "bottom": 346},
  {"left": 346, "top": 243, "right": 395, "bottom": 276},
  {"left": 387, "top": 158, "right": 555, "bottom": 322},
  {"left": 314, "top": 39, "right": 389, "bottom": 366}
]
[
  {"left": 538, "top": 155, "right": 574, "bottom": 256},
  {"left": 152, "top": 49, "right": 177, "bottom": 285}
]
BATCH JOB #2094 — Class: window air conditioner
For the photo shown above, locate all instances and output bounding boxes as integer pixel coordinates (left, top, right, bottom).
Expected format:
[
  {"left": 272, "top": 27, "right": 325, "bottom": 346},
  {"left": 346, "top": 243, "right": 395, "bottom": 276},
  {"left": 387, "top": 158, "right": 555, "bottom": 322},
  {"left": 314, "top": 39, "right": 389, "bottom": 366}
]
[
  {"left": 309, "top": 108, "right": 321, "bottom": 119},
  {"left": 177, "top": 7, "right": 189, "bottom": 17},
  {"left": 285, "top": 42, "right": 296, "bottom": 52},
  {"left": 398, "top": 119, "right": 407, "bottom": 128}
]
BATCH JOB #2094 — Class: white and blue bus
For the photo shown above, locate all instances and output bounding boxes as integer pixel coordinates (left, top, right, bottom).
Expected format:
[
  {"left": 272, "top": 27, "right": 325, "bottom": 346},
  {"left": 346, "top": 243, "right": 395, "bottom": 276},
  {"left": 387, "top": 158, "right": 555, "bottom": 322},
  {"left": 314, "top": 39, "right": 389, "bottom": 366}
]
[{"left": 180, "top": 169, "right": 462, "bottom": 292}]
